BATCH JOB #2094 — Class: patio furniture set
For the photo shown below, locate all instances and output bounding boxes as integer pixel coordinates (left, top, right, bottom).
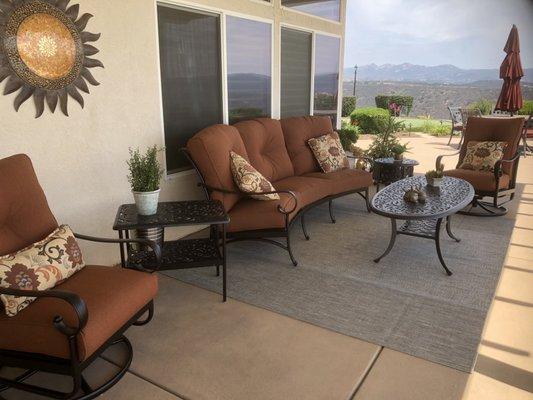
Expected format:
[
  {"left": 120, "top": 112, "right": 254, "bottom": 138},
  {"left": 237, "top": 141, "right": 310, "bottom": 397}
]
[{"left": 0, "top": 114, "right": 525, "bottom": 399}]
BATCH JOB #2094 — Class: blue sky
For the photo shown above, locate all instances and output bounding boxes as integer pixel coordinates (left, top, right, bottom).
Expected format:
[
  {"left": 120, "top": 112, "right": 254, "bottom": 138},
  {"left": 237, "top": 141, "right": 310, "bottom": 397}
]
[{"left": 344, "top": 0, "right": 533, "bottom": 69}]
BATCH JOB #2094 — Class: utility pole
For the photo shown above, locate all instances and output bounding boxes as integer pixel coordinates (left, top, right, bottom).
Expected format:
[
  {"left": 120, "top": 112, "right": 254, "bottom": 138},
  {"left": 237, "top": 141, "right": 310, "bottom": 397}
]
[{"left": 353, "top": 65, "right": 358, "bottom": 96}]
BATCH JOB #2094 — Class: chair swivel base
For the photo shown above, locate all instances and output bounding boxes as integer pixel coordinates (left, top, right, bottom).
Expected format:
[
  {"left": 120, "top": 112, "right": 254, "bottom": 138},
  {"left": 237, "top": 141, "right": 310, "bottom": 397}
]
[{"left": 458, "top": 198, "right": 508, "bottom": 217}]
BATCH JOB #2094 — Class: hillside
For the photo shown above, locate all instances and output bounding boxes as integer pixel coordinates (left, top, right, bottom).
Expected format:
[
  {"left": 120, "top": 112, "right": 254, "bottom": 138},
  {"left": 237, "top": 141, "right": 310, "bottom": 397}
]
[{"left": 344, "top": 80, "right": 533, "bottom": 120}]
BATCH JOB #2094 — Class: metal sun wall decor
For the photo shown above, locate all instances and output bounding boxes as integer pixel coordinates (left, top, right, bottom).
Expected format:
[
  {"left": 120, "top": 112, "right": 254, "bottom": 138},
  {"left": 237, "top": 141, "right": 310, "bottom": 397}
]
[{"left": 0, "top": 0, "right": 103, "bottom": 117}]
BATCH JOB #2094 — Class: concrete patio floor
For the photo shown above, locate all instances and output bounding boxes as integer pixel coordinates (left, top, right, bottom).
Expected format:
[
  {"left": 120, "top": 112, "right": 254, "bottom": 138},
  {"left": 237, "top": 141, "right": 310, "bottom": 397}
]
[{"left": 4, "top": 134, "right": 532, "bottom": 400}]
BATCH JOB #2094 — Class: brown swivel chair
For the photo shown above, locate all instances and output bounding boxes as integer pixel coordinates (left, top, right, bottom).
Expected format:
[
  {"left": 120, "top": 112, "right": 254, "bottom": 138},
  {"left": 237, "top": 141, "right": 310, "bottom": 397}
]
[
  {"left": 0, "top": 154, "right": 161, "bottom": 399},
  {"left": 437, "top": 116, "right": 524, "bottom": 216}
]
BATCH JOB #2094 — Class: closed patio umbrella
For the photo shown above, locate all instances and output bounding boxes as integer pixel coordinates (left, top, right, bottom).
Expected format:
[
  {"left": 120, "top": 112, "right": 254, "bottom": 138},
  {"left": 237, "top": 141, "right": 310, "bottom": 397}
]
[{"left": 494, "top": 25, "right": 523, "bottom": 114}]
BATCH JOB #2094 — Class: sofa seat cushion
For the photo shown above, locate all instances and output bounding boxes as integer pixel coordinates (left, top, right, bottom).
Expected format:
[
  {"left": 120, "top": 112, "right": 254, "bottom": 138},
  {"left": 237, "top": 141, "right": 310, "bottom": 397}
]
[
  {"left": 444, "top": 169, "right": 510, "bottom": 192},
  {"left": 273, "top": 176, "right": 332, "bottom": 209},
  {"left": 280, "top": 116, "right": 335, "bottom": 175},
  {"left": 228, "top": 193, "right": 299, "bottom": 233},
  {"left": 304, "top": 169, "right": 373, "bottom": 195},
  {"left": 0, "top": 265, "right": 158, "bottom": 361},
  {"left": 234, "top": 118, "right": 295, "bottom": 182}
]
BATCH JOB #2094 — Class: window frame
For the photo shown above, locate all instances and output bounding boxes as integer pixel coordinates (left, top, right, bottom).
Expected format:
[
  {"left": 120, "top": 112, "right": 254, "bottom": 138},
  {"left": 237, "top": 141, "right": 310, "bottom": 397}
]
[{"left": 280, "top": 0, "right": 342, "bottom": 24}]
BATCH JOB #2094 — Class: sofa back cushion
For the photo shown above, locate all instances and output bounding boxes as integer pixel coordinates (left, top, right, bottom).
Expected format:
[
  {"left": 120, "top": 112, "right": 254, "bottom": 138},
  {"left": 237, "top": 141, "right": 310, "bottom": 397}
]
[
  {"left": 280, "top": 116, "right": 335, "bottom": 175},
  {"left": 234, "top": 118, "right": 294, "bottom": 182},
  {"left": 186, "top": 125, "right": 248, "bottom": 211},
  {"left": 0, "top": 154, "right": 58, "bottom": 256}
]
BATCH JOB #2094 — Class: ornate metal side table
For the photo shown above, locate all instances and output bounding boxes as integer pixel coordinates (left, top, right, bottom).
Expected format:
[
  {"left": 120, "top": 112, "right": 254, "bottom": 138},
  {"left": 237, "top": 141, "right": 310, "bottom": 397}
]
[
  {"left": 371, "top": 176, "right": 474, "bottom": 275},
  {"left": 113, "top": 200, "right": 230, "bottom": 301},
  {"left": 373, "top": 158, "right": 419, "bottom": 191}
]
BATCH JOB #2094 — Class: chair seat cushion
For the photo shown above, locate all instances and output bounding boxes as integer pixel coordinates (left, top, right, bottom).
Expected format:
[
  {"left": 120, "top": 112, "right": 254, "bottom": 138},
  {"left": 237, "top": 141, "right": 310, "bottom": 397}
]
[
  {"left": 0, "top": 265, "right": 158, "bottom": 361},
  {"left": 444, "top": 169, "right": 510, "bottom": 192},
  {"left": 227, "top": 176, "right": 331, "bottom": 233},
  {"left": 304, "top": 169, "right": 373, "bottom": 195}
]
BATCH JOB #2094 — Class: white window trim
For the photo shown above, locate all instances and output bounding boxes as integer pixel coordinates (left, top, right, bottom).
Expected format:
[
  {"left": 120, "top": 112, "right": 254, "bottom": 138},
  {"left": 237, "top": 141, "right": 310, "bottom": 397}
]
[{"left": 280, "top": 3, "right": 342, "bottom": 25}]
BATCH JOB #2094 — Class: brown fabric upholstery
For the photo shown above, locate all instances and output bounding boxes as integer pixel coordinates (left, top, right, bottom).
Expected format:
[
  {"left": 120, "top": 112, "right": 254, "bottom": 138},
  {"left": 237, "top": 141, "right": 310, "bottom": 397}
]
[
  {"left": 273, "top": 176, "right": 332, "bottom": 208},
  {"left": 444, "top": 169, "right": 510, "bottom": 192},
  {"left": 0, "top": 266, "right": 158, "bottom": 360},
  {"left": 0, "top": 154, "right": 58, "bottom": 256},
  {"left": 280, "top": 116, "right": 335, "bottom": 175},
  {"left": 304, "top": 169, "right": 373, "bottom": 195},
  {"left": 186, "top": 125, "right": 248, "bottom": 211},
  {"left": 228, "top": 194, "right": 297, "bottom": 232},
  {"left": 458, "top": 117, "right": 524, "bottom": 179},
  {"left": 234, "top": 118, "right": 294, "bottom": 182}
]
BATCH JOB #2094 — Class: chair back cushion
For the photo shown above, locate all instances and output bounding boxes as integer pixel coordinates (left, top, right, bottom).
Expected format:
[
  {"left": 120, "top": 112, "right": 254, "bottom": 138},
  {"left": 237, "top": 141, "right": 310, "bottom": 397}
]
[
  {"left": 0, "top": 154, "right": 58, "bottom": 256},
  {"left": 0, "top": 225, "right": 85, "bottom": 316},
  {"left": 280, "top": 116, "right": 335, "bottom": 175},
  {"left": 459, "top": 117, "right": 525, "bottom": 177},
  {"left": 187, "top": 125, "right": 248, "bottom": 211},
  {"left": 234, "top": 118, "right": 294, "bottom": 182}
]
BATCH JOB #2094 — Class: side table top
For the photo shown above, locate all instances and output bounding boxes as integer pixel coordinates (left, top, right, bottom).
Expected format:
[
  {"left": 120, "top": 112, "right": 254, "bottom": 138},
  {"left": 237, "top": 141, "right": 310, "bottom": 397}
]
[
  {"left": 371, "top": 176, "right": 474, "bottom": 220},
  {"left": 113, "top": 200, "right": 229, "bottom": 230},
  {"left": 374, "top": 158, "right": 419, "bottom": 166}
]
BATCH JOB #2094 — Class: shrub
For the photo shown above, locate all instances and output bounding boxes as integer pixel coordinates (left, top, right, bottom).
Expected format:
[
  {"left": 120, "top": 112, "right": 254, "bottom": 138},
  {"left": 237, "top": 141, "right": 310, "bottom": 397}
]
[
  {"left": 314, "top": 93, "right": 336, "bottom": 110},
  {"left": 338, "top": 120, "right": 360, "bottom": 150},
  {"left": 375, "top": 95, "right": 414, "bottom": 115},
  {"left": 350, "top": 107, "right": 389, "bottom": 135},
  {"left": 365, "top": 116, "right": 406, "bottom": 159},
  {"left": 342, "top": 96, "right": 357, "bottom": 117},
  {"left": 467, "top": 98, "right": 494, "bottom": 115},
  {"left": 127, "top": 146, "right": 163, "bottom": 192},
  {"left": 518, "top": 100, "right": 533, "bottom": 115}
]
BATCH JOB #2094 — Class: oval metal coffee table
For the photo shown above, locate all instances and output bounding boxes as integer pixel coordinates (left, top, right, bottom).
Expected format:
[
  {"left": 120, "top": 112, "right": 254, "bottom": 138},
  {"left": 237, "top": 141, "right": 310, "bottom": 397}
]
[{"left": 371, "top": 176, "right": 474, "bottom": 275}]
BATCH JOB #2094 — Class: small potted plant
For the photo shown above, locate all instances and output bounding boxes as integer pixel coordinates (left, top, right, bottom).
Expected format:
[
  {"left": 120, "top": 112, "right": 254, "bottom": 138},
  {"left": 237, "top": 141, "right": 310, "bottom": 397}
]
[
  {"left": 391, "top": 143, "right": 409, "bottom": 161},
  {"left": 425, "top": 163, "right": 445, "bottom": 187},
  {"left": 127, "top": 146, "right": 164, "bottom": 215}
]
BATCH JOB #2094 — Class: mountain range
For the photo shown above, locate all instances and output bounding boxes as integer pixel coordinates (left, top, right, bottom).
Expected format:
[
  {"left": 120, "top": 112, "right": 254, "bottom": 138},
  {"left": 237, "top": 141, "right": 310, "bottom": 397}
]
[{"left": 343, "top": 63, "right": 533, "bottom": 84}]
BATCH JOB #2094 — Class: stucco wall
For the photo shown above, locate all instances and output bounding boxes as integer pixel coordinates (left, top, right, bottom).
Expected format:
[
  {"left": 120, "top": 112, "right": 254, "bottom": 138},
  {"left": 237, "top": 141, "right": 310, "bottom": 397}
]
[{"left": 0, "top": 0, "right": 346, "bottom": 265}]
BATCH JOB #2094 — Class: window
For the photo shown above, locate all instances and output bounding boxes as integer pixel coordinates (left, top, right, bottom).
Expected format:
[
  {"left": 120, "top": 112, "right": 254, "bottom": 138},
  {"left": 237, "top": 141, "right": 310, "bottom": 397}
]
[
  {"left": 281, "top": 0, "right": 340, "bottom": 22},
  {"left": 313, "top": 34, "right": 340, "bottom": 125},
  {"left": 157, "top": 5, "right": 223, "bottom": 173},
  {"left": 280, "top": 28, "right": 312, "bottom": 118},
  {"left": 226, "top": 16, "right": 271, "bottom": 124}
]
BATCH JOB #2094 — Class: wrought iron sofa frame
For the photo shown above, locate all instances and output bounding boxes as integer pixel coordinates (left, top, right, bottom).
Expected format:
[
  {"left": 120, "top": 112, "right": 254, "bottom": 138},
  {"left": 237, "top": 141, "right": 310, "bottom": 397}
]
[
  {"left": 183, "top": 149, "right": 370, "bottom": 266},
  {"left": 0, "top": 234, "right": 162, "bottom": 400}
]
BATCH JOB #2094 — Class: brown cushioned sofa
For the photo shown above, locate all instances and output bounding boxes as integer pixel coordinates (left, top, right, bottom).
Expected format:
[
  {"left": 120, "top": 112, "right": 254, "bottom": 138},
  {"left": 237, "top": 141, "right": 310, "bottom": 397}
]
[{"left": 184, "top": 116, "right": 372, "bottom": 265}]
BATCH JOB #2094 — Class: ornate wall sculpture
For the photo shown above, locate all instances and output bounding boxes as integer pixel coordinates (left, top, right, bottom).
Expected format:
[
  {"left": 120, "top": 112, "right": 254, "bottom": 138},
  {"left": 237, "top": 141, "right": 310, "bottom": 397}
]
[{"left": 0, "top": 0, "right": 103, "bottom": 117}]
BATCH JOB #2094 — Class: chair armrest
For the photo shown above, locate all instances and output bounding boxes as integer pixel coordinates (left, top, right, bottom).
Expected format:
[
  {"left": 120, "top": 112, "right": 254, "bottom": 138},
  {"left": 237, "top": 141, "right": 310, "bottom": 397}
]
[
  {"left": 346, "top": 154, "right": 374, "bottom": 167},
  {"left": 198, "top": 183, "right": 298, "bottom": 214},
  {"left": 436, "top": 150, "right": 461, "bottom": 170},
  {"left": 494, "top": 152, "right": 521, "bottom": 178},
  {"left": 0, "top": 287, "right": 88, "bottom": 336},
  {"left": 74, "top": 233, "right": 162, "bottom": 272}
]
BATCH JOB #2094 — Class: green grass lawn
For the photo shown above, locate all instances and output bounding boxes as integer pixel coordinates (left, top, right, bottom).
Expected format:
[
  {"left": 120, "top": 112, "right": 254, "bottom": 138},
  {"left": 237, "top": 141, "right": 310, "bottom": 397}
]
[{"left": 397, "top": 117, "right": 452, "bottom": 136}]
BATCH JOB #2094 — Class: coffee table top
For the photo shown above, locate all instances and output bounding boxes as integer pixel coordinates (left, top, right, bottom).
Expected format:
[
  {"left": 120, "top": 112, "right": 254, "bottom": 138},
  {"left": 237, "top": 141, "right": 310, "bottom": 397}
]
[{"left": 371, "top": 176, "right": 474, "bottom": 220}]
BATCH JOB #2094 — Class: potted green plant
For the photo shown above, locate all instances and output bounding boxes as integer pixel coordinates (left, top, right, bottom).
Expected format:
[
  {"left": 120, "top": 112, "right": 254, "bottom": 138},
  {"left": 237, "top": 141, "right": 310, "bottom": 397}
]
[
  {"left": 391, "top": 142, "right": 409, "bottom": 161},
  {"left": 425, "top": 163, "right": 445, "bottom": 187},
  {"left": 127, "top": 146, "right": 164, "bottom": 215}
]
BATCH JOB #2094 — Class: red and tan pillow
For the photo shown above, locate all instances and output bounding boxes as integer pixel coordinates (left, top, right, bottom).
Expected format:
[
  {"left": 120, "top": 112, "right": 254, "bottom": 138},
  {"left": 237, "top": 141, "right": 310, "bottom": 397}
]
[
  {"left": 0, "top": 225, "right": 85, "bottom": 317},
  {"left": 308, "top": 132, "right": 349, "bottom": 173},
  {"left": 459, "top": 141, "right": 508, "bottom": 172},
  {"left": 230, "top": 151, "right": 280, "bottom": 201}
]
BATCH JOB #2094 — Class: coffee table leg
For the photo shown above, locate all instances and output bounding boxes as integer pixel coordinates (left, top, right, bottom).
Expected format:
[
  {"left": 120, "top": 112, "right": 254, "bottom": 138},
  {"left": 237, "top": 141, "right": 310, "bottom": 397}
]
[
  {"left": 445, "top": 216, "right": 461, "bottom": 242},
  {"left": 435, "top": 218, "right": 453, "bottom": 276},
  {"left": 374, "top": 218, "right": 397, "bottom": 263},
  {"left": 222, "top": 223, "right": 227, "bottom": 302}
]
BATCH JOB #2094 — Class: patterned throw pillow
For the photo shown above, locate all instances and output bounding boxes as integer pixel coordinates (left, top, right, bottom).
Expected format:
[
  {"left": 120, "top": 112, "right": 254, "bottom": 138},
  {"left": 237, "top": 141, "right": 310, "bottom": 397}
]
[
  {"left": 0, "top": 225, "right": 85, "bottom": 317},
  {"left": 308, "top": 132, "right": 350, "bottom": 173},
  {"left": 230, "top": 151, "right": 280, "bottom": 201},
  {"left": 459, "top": 141, "right": 508, "bottom": 172}
]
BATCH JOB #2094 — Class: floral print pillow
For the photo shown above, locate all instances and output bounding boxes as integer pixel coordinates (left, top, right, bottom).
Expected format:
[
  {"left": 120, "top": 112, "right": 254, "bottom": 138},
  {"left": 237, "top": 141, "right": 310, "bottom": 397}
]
[
  {"left": 308, "top": 132, "right": 350, "bottom": 174},
  {"left": 459, "top": 141, "right": 508, "bottom": 172},
  {"left": 230, "top": 151, "right": 280, "bottom": 201},
  {"left": 0, "top": 225, "right": 85, "bottom": 317}
]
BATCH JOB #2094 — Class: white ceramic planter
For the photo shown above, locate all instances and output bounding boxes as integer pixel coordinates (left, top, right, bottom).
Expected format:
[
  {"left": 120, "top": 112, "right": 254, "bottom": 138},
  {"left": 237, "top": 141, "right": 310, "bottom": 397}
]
[
  {"left": 427, "top": 177, "right": 443, "bottom": 187},
  {"left": 132, "top": 189, "right": 160, "bottom": 215}
]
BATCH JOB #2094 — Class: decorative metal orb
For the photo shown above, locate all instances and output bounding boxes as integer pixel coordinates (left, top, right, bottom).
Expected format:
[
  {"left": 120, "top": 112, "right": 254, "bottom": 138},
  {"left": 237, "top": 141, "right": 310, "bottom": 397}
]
[{"left": 0, "top": 0, "right": 103, "bottom": 117}]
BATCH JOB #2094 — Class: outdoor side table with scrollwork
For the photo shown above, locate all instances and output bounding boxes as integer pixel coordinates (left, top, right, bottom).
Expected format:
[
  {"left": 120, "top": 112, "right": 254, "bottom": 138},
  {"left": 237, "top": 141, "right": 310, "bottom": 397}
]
[
  {"left": 373, "top": 158, "right": 419, "bottom": 191},
  {"left": 371, "top": 176, "right": 474, "bottom": 275},
  {"left": 113, "top": 200, "right": 230, "bottom": 301}
]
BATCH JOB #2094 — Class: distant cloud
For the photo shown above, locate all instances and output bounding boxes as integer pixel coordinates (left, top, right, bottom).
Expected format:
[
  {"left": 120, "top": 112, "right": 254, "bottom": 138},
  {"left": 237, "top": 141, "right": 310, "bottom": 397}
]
[{"left": 345, "top": 0, "right": 533, "bottom": 69}]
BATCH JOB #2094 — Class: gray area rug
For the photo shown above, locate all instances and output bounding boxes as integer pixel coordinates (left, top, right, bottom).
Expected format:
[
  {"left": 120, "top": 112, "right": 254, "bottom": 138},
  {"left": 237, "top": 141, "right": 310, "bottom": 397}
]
[{"left": 164, "top": 196, "right": 514, "bottom": 372}]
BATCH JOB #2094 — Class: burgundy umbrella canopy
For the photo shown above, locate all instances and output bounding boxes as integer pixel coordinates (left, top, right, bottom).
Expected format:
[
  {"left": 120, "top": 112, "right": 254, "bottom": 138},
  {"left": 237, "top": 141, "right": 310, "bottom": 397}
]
[{"left": 495, "top": 25, "right": 524, "bottom": 114}]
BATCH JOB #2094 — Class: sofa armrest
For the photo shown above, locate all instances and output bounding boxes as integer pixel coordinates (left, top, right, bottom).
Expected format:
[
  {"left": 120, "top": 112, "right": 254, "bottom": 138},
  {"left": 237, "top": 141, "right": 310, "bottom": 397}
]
[
  {"left": 74, "top": 233, "right": 162, "bottom": 273},
  {"left": 0, "top": 287, "right": 88, "bottom": 336},
  {"left": 198, "top": 183, "right": 298, "bottom": 214}
]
